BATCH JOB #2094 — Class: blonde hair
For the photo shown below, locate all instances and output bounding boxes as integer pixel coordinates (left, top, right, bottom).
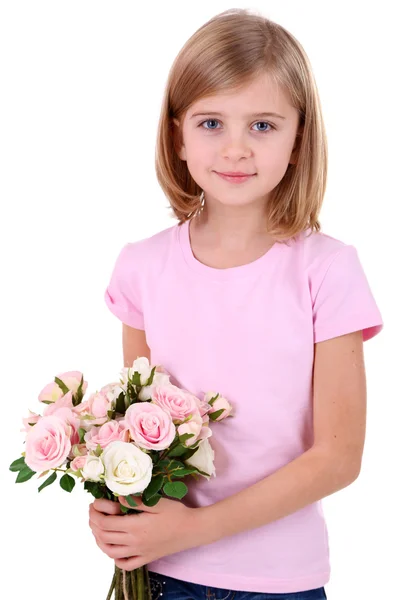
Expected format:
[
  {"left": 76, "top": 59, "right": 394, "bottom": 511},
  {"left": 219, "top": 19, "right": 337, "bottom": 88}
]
[{"left": 155, "top": 8, "right": 327, "bottom": 241}]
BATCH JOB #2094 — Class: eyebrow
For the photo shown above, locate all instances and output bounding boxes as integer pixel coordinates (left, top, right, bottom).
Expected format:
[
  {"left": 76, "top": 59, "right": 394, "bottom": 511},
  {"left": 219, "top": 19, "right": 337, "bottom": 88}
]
[{"left": 190, "top": 111, "right": 286, "bottom": 120}]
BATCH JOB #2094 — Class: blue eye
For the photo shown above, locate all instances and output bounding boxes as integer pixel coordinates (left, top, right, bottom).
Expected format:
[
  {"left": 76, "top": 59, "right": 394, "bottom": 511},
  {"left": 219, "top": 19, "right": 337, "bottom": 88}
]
[{"left": 198, "top": 119, "right": 274, "bottom": 133}]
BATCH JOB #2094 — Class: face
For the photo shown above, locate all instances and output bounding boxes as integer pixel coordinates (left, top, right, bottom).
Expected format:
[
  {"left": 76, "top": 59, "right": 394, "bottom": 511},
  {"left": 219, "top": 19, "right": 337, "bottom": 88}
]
[{"left": 174, "top": 73, "right": 301, "bottom": 210}]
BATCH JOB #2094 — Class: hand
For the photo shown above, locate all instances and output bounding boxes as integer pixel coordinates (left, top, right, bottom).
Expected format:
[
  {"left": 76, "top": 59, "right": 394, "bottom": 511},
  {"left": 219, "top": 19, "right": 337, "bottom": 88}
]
[{"left": 88, "top": 495, "right": 207, "bottom": 571}]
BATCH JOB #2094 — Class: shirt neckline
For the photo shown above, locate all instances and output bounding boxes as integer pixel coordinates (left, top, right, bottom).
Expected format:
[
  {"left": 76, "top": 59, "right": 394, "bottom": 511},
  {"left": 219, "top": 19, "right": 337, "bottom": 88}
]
[{"left": 177, "top": 218, "right": 284, "bottom": 281}]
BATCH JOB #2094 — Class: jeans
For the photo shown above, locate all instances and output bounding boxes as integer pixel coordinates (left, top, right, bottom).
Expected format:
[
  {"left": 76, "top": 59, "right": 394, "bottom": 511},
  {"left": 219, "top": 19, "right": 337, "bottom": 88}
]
[{"left": 148, "top": 572, "right": 327, "bottom": 600}]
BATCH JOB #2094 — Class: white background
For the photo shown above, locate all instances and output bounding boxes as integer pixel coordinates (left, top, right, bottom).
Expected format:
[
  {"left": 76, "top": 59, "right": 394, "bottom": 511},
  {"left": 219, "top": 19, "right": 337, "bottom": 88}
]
[{"left": 1, "top": 2, "right": 398, "bottom": 599}]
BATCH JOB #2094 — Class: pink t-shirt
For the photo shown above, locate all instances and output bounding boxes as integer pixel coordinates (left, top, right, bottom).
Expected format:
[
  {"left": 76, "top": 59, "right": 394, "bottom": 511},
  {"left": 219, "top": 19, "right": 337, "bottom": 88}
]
[{"left": 104, "top": 219, "right": 383, "bottom": 594}]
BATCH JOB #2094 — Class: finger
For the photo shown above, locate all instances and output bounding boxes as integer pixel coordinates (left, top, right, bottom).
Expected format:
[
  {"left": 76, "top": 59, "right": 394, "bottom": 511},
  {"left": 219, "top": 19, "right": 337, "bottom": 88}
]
[
  {"left": 115, "top": 555, "right": 145, "bottom": 571},
  {"left": 95, "top": 514, "right": 135, "bottom": 532},
  {"left": 98, "top": 530, "right": 131, "bottom": 546},
  {"left": 89, "top": 520, "right": 129, "bottom": 544},
  {"left": 93, "top": 499, "right": 122, "bottom": 515},
  {"left": 96, "top": 538, "right": 129, "bottom": 561},
  {"left": 89, "top": 508, "right": 127, "bottom": 533},
  {"left": 107, "top": 544, "right": 139, "bottom": 560}
]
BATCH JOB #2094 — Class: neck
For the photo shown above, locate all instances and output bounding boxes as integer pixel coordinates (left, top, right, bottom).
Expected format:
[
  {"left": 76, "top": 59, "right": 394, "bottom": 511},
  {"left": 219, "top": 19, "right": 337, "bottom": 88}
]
[{"left": 193, "top": 197, "right": 274, "bottom": 250}]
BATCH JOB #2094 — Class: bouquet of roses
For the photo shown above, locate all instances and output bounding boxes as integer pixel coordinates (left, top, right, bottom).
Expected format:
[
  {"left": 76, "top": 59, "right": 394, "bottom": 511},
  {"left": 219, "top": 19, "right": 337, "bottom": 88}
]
[{"left": 9, "top": 357, "right": 233, "bottom": 600}]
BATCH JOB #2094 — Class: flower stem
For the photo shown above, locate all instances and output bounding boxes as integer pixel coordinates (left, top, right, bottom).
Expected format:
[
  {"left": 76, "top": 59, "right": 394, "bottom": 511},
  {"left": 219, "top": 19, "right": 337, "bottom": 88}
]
[
  {"left": 144, "top": 565, "right": 151, "bottom": 597},
  {"left": 105, "top": 570, "right": 116, "bottom": 600},
  {"left": 137, "top": 567, "right": 144, "bottom": 599},
  {"left": 122, "top": 570, "right": 130, "bottom": 600},
  {"left": 115, "top": 566, "right": 121, "bottom": 600},
  {"left": 130, "top": 570, "right": 138, "bottom": 600}
]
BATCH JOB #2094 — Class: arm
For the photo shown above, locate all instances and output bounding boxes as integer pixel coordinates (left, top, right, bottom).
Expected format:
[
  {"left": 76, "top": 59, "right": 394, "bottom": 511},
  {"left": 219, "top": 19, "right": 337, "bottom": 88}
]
[
  {"left": 122, "top": 322, "right": 151, "bottom": 367},
  {"left": 197, "top": 329, "right": 366, "bottom": 542}
]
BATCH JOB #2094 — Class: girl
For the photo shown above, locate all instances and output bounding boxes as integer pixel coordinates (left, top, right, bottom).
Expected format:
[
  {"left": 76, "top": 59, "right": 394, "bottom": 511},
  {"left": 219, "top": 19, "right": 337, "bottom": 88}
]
[{"left": 90, "top": 8, "right": 383, "bottom": 600}]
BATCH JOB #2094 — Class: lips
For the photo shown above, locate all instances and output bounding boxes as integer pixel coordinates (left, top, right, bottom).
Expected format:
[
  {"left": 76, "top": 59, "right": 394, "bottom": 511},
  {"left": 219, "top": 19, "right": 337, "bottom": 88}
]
[
  {"left": 217, "top": 172, "right": 255, "bottom": 176},
  {"left": 215, "top": 171, "right": 255, "bottom": 184}
]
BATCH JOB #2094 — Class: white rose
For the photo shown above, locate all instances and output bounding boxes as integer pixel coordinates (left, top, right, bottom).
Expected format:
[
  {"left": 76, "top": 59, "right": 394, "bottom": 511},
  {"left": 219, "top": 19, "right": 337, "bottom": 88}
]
[
  {"left": 138, "top": 371, "right": 171, "bottom": 401},
  {"left": 101, "top": 440, "right": 152, "bottom": 496},
  {"left": 118, "top": 359, "right": 151, "bottom": 389},
  {"left": 100, "top": 382, "right": 125, "bottom": 405},
  {"left": 186, "top": 438, "right": 216, "bottom": 479},
  {"left": 131, "top": 357, "right": 152, "bottom": 385},
  {"left": 82, "top": 455, "right": 105, "bottom": 482}
]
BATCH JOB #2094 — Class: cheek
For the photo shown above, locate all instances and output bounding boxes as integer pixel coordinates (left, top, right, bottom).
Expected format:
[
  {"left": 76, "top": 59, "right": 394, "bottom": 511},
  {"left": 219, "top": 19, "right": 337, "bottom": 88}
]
[
  {"left": 186, "top": 140, "right": 213, "bottom": 169},
  {"left": 258, "top": 144, "right": 293, "bottom": 175}
]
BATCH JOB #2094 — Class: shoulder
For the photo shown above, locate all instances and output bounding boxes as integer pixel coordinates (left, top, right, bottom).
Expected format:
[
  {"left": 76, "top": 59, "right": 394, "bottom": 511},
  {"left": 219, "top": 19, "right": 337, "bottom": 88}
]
[
  {"left": 292, "top": 229, "right": 360, "bottom": 283},
  {"left": 124, "top": 222, "right": 178, "bottom": 253},
  {"left": 293, "top": 228, "right": 365, "bottom": 298},
  {"left": 298, "top": 227, "right": 353, "bottom": 270},
  {"left": 118, "top": 222, "right": 179, "bottom": 268}
]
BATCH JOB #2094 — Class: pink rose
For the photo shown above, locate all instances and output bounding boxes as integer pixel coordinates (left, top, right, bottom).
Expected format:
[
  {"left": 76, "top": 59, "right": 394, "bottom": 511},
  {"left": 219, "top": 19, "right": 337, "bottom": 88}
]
[
  {"left": 88, "top": 391, "right": 111, "bottom": 417},
  {"left": 70, "top": 455, "right": 88, "bottom": 472},
  {"left": 125, "top": 402, "right": 176, "bottom": 450},
  {"left": 43, "top": 390, "right": 74, "bottom": 415},
  {"left": 44, "top": 395, "right": 80, "bottom": 446},
  {"left": 205, "top": 393, "right": 233, "bottom": 421},
  {"left": 55, "top": 371, "right": 88, "bottom": 395},
  {"left": 21, "top": 410, "right": 41, "bottom": 433},
  {"left": 71, "top": 443, "right": 88, "bottom": 457},
  {"left": 73, "top": 399, "right": 90, "bottom": 416},
  {"left": 177, "top": 413, "right": 212, "bottom": 447},
  {"left": 38, "top": 371, "right": 87, "bottom": 403},
  {"left": 84, "top": 420, "right": 128, "bottom": 451},
  {"left": 152, "top": 385, "right": 200, "bottom": 422},
  {"left": 38, "top": 382, "right": 64, "bottom": 404},
  {"left": 72, "top": 393, "right": 111, "bottom": 427},
  {"left": 25, "top": 415, "right": 72, "bottom": 473},
  {"left": 86, "top": 391, "right": 112, "bottom": 425}
]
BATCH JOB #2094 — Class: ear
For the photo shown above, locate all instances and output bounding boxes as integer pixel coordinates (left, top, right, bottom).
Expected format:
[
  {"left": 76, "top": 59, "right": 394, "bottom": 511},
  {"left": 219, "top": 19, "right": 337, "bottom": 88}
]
[{"left": 173, "top": 118, "right": 187, "bottom": 161}]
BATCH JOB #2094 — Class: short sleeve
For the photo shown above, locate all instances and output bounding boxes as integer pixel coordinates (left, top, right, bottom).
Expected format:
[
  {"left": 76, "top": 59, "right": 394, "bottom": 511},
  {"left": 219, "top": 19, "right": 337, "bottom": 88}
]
[
  {"left": 312, "top": 245, "right": 383, "bottom": 343},
  {"left": 104, "top": 243, "right": 145, "bottom": 330}
]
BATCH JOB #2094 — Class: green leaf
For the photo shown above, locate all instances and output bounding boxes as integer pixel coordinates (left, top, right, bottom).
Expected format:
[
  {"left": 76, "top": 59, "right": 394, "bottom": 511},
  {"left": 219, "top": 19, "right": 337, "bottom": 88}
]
[
  {"left": 142, "top": 493, "right": 161, "bottom": 507},
  {"left": 167, "top": 445, "right": 189, "bottom": 458},
  {"left": 146, "top": 366, "right": 156, "bottom": 386},
  {"left": 125, "top": 495, "right": 138, "bottom": 508},
  {"left": 163, "top": 481, "right": 188, "bottom": 499},
  {"left": 143, "top": 474, "right": 164, "bottom": 500},
  {"left": 120, "top": 504, "right": 130, "bottom": 514},
  {"left": 54, "top": 376, "right": 69, "bottom": 395},
  {"left": 94, "top": 444, "right": 102, "bottom": 457},
  {"left": 38, "top": 471, "right": 57, "bottom": 492},
  {"left": 84, "top": 481, "right": 104, "bottom": 499},
  {"left": 60, "top": 473, "right": 76, "bottom": 493},
  {"left": 9, "top": 457, "right": 27, "bottom": 472},
  {"left": 209, "top": 409, "right": 224, "bottom": 421},
  {"left": 180, "top": 446, "right": 201, "bottom": 461},
  {"left": 178, "top": 433, "right": 195, "bottom": 444},
  {"left": 16, "top": 467, "right": 36, "bottom": 483},
  {"left": 115, "top": 392, "right": 126, "bottom": 414},
  {"left": 74, "top": 373, "right": 85, "bottom": 405},
  {"left": 171, "top": 467, "right": 197, "bottom": 478},
  {"left": 207, "top": 393, "right": 220, "bottom": 407},
  {"left": 131, "top": 370, "right": 142, "bottom": 387},
  {"left": 78, "top": 428, "right": 86, "bottom": 443}
]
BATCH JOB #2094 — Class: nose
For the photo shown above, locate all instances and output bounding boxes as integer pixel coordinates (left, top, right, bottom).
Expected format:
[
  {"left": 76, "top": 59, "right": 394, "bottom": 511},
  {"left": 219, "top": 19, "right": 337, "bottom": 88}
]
[{"left": 221, "top": 133, "right": 252, "bottom": 161}]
